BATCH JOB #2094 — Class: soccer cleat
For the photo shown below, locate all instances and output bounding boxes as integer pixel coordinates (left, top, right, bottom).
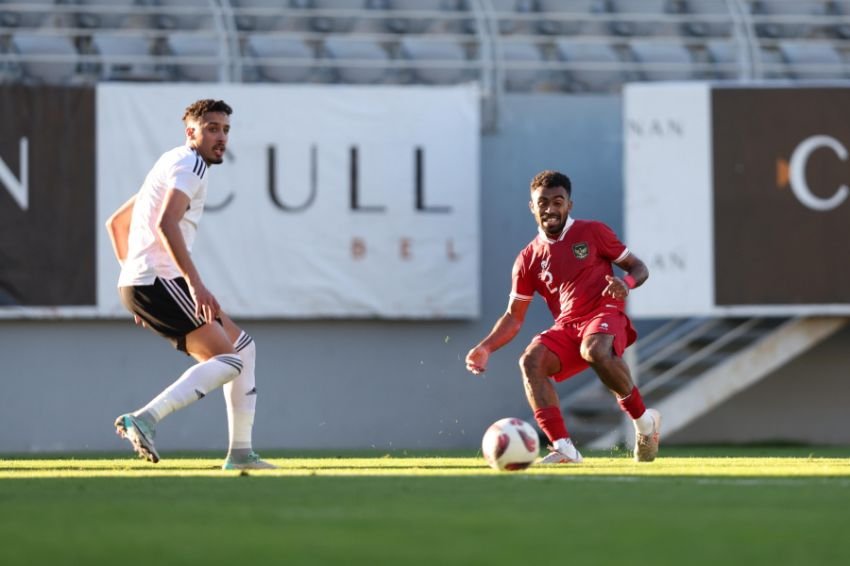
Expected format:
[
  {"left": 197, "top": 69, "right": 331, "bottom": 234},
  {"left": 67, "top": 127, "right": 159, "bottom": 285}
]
[
  {"left": 114, "top": 414, "right": 160, "bottom": 464},
  {"left": 538, "top": 445, "right": 584, "bottom": 464},
  {"left": 634, "top": 408, "right": 661, "bottom": 462},
  {"left": 222, "top": 451, "right": 277, "bottom": 470}
]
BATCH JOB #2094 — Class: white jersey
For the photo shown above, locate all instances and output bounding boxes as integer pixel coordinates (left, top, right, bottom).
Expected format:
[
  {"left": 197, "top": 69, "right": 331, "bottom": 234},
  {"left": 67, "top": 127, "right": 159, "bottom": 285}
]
[{"left": 118, "top": 145, "right": 210, "bottom": 287}]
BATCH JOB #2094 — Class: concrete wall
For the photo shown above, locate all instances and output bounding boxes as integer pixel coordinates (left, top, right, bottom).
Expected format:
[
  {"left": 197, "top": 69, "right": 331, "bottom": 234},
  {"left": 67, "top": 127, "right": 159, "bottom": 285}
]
[{"left": 0, "top": 94, "right": 625, "bottom": 454}]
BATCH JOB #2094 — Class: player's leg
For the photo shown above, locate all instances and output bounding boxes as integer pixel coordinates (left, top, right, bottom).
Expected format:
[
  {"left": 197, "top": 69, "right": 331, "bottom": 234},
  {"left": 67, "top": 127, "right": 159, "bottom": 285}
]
[
  {"left": 115, "top": 279, "right": 244, "bottom": 463},
  {"left": 519, "top": 336, "right": 584, "bottom": 464},
  {"left": 216, "top": 313, "right": 275, "bottom": 470},
  {"left": 579, "top": 314, "right": 661, "bottom": 462}
]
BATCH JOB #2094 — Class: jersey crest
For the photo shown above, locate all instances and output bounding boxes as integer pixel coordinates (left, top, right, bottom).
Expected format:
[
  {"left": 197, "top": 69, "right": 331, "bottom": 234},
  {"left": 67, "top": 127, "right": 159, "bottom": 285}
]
[{"left": 572, "top": 242, "right": 589, "bottom": 259}]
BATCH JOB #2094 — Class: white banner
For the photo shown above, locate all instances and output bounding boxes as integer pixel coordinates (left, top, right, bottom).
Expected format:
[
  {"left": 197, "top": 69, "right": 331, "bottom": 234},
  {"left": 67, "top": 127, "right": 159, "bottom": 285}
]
[
  {"left": 96, "top": 84, "right": 480, "bottom": 319},
  {"left": 624, "top": 82, "right": 713, "bottom": 317}
]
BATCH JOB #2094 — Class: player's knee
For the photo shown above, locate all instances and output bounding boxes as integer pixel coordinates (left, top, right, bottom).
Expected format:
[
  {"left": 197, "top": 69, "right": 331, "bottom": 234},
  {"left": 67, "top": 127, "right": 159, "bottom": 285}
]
[
  {"left": 519, "top": 350, "right": 546, "bottom": 380},
  {"left": 580, "top": 340, "right": 612, "bottom": 365}
]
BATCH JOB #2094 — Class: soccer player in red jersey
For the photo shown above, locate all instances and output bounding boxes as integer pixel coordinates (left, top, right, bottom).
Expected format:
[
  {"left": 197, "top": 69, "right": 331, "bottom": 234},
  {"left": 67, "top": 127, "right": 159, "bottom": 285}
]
[{"left": 465, "top": 170, "right": 661, "bottom": 463}]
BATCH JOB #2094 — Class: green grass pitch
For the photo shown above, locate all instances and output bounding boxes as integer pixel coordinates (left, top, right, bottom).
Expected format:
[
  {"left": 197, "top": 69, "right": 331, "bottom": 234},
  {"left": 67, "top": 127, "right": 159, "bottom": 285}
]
[{"left": 1, "top": 446, "right": 849, "bottom": 566}]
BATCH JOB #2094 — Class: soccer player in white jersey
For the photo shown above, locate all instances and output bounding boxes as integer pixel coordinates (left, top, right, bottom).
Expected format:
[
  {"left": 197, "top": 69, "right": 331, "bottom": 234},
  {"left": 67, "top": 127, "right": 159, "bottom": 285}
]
[{"left": 105, "top": 99, "right": 274, "bottom": 470}]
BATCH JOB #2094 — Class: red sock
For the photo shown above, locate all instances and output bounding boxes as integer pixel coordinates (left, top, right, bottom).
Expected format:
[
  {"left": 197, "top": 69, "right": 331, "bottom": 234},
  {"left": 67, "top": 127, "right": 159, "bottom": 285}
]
[
  {"left": 534, "top": 406, "right": 569, "bottom": 443},
  {"left": 618, "top": 386, "right": 646, "bottom": 419}
]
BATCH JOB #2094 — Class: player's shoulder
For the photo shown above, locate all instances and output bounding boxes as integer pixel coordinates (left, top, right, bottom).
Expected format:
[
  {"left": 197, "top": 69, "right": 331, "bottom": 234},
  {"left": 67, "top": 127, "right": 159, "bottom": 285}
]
[
  {"left": 573, "top": 218, "right": 616, "bottom": 236},
  {"left": 572, "top": 218, "right": 608, "bottom": 229},
  {"left": 160, "top": 145, "right": 207, "bottom": 178},
  {"left": 514, "top": 234, "right": 543, "bottom": 264}
]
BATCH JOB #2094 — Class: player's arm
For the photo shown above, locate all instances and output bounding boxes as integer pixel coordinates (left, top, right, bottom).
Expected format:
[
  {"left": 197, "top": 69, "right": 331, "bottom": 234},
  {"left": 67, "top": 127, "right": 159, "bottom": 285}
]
[
  {"left": 105, "top": 194, "right": 137, "bottom": 265},
  {"left": 603, "top": 252, "right": 649, "bottom": 299},
  {"left": 465, "top": 298, "right": 531, "bottom": 375},
  {"left": 157, "top": 188, "right": 219, "bottom": 322}
]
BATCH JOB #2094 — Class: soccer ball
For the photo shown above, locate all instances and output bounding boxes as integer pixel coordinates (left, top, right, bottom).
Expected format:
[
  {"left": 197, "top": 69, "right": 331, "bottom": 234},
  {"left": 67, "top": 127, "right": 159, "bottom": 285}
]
[{"left": 481, "top": 417, "right": 540, "bottom": 471}]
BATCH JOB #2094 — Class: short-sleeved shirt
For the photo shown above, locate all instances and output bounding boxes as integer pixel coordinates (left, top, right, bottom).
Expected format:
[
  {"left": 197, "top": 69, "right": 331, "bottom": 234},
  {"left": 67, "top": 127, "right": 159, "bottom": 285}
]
[
  {"left": 118, "top": 145, "right": 210, "bottom": 287},
  {"left": 510, "top": 217, "right": 630, "bottom": 324}
]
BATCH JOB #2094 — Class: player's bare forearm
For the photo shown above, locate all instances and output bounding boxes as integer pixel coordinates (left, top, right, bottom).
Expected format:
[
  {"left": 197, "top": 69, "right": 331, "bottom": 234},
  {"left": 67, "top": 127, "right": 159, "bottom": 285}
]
[
  {"left": 466, "top": 299, "right": 530, "bottom": 374},
  {"left": 105, "top": 194, "right": 136, "bottom": 264},
  {"left": 156, "top": 188, "right": 220, "bottom": 320},
  {"left": 477, "top": 312, "right": 523, "bottom": 353},
  {"left": 617, "top": 253, "right": 649, "bottom": 287},
  {"left": 605, "top": 254, "right": 649, "bottom": 299},
  {"left": 157, "top": 189, "right": 202, "bottom": 285},
  {"left": 157, "top": 219, "right": 200, "bottom": 284}
]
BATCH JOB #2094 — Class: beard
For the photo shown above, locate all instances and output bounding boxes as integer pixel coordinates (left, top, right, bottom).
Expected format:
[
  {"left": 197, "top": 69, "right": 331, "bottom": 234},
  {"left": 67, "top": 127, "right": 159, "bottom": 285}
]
[{"left": 540, "top": 215, "right": 565, "bottom": 236}]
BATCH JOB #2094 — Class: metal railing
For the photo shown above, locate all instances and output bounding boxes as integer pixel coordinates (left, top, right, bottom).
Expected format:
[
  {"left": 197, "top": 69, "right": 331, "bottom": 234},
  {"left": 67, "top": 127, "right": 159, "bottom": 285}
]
[{"left": 2, "top": 1, "right": 850, "bottom": 96}]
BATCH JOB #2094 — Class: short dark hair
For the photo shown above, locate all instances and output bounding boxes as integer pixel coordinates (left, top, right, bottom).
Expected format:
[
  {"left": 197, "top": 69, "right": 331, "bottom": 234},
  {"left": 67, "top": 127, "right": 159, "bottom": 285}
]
[
  {"left": 182, "top": 99, "right": 233, "bottom": 123},
  {"left": 530, "top": 170, "right": 572, "bottom": 197}
]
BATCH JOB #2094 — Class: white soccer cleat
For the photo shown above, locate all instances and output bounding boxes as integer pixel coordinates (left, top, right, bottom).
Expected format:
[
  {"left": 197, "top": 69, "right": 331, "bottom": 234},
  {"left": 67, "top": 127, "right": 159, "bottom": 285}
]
[
  {"left": 538, "top": 444, "right": 583, "bottom": 464},
  {"left": 634, "top": 408, "right": 661, "bottom": 462}
]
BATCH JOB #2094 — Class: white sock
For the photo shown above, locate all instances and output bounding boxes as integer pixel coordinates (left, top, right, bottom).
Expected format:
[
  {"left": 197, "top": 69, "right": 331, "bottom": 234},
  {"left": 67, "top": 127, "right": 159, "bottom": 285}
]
[
  {"left": 224, "top": 332, "right": 257, "bottom": 456},
  {"left": 135, "top": 354, "right": 243, "bottom": 424},
  {"left": 553, "top": 437, "right": 581, "bottom": 458},
  {"left": 633, "top": 411, "right": 655, "bottom": 435}
]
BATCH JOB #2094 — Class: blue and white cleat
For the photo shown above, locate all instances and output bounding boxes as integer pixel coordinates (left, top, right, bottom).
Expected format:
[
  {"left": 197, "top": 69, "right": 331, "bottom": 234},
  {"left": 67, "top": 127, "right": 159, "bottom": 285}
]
[
  {"left": 222, "top": 452, "right": 277, "bottom": 470},
  {"left": 114, "top": 414, "right": 160, "bottom": 464}
]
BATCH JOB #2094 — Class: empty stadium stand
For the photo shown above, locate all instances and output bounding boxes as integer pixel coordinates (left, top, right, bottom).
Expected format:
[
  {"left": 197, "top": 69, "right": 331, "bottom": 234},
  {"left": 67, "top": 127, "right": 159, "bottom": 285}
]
[{"left": 1, "top": 1, "right": 850, "bottom": 92}]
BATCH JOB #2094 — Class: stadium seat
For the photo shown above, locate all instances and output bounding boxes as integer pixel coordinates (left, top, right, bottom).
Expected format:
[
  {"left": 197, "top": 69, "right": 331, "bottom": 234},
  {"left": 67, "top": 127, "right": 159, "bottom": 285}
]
[
  {"left": 321, "top": 36, "right": 390, "bottom": 83},
  {"left": 750, "top": 0, "right": 827, "bottom": 39},
  {"left": 383, "top": 0, "right": 464, "bottom": 35},
  {"left": 779, "top": 42, "right": 845, "bottom": 80},
  {"left": 92, "top": 34, "right": 160, "bottom": 81},
  {"left": 554, "top": 39, "right": 628, "bottom": 92},
  {"left": 630, "top": 41, "right": 696, "bottom": 81},
  {"left": 704, "top": 40, "right": 742, "bottom": 80},
  {"left": 606, "top": 0, "right": 681, "bottom": 37},
  {"left": 533, "top": 0, "right": 610, "bottom": 36},
  {"left": 757, "top": 45, "right": 791, "bottom": 79},
  {"left": 230, "top": 0, "right": 300, "bottom": 32},
  {"left": 166, "top": 33, "right": 223, "bottom": 81},
  {"left": 153, "top": 0, "right": 217, "bottom": 31},
  {"left": 74, "top": 0, "right": 146, "bottom": 30},
  {"left": 0, "top": 0, "right": 56, "bottom": 29},
  {"left": 306, "top": 0, "right": 384, "bottom": 33},
  {"left": 245, "top": 35, "right": 316, "bottom": 82},
  {"left": 680, "top": 0, "right": 734, "bottom": 38},
  {"left": 399, "top": 36, "right": 471, "bottom": 84},
  {"left": 497, "top": 39, "right": 556, "bottom": 92},
  {"left": 11, "top": 33, "right": 80, "bottom": 84}
]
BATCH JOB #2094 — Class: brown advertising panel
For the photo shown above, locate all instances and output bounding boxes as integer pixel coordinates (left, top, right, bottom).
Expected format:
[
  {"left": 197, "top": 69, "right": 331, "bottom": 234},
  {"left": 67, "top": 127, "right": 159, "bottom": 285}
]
[
  {"left": 0, "top": 85, "right": 95, "bottom": 306},
  {"left": 712, "top": 87, "right": 850, "bottom": 306}
]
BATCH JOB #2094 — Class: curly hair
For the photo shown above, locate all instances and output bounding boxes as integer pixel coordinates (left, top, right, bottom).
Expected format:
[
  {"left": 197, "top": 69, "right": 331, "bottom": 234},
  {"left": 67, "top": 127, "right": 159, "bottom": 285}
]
[
  {"left": 182, "top": 99, "right": 233, "bottom": 124},
  {"left": 529, "top": 170, "right": 572, "bottom": 197}
]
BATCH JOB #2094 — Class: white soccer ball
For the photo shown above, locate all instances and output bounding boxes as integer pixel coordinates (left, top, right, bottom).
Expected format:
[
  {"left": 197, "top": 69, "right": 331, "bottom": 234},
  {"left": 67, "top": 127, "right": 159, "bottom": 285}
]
[{"left": 481, "top": 417, "right": 540, "bottom": 471}]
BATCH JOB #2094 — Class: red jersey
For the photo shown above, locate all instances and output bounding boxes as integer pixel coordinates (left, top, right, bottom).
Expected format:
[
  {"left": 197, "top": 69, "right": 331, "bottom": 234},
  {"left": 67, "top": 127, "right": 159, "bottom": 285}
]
[{"left": 511, "top": 218, "right": 630, "bottom": 324}]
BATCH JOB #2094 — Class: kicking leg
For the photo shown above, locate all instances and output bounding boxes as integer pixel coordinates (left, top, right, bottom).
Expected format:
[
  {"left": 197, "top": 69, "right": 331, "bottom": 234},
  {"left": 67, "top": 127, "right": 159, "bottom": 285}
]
[
  {"left": 116, "top": 322, "right": 241, "bottom": 463},
  {"left": 520, "top": 342, "right": 582, "bottom": 464}
]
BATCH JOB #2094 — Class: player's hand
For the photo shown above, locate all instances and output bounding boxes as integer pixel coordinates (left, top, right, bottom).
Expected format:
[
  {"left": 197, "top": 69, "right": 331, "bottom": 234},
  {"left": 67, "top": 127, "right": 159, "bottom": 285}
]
[
  {"left": 465, "top": 346, "right": 489, "bottom": 375},
  {"left": 133, "top": 314, "right": 146, "bottom": 328},
  {"left": 188, "top": 281, "right": 221, "bottom": 323},
  {"left": 602, "top": 275, "right": 629, "bottom": 300}
]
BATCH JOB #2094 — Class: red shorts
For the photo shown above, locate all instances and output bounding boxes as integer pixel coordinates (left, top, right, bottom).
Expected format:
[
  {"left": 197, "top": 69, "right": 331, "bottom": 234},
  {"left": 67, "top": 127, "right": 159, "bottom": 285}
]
[{"left": 532, "top": 308, "right": 637, "bottom": 382}]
